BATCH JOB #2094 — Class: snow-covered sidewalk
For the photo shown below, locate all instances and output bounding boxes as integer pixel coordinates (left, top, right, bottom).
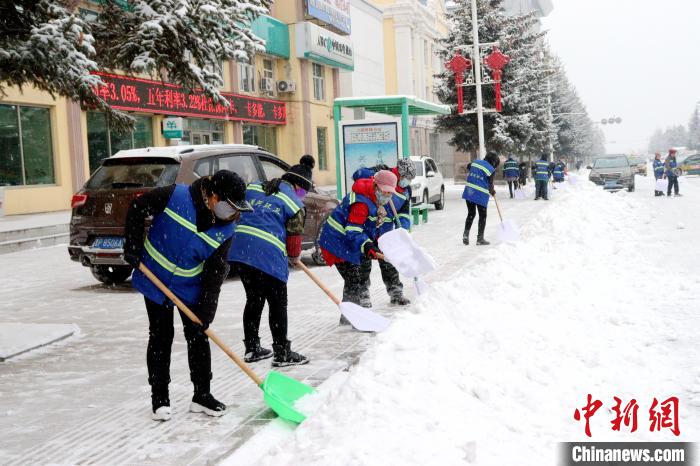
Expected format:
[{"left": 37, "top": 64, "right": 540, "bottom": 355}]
[{"left": 232, "top": 174, "right": 700, "bottom": 465}]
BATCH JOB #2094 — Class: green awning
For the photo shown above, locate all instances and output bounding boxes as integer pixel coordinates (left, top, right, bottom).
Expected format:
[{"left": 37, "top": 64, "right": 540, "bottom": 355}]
[{"left": 251, "top": 15, "right": 290, "bottom": 59}]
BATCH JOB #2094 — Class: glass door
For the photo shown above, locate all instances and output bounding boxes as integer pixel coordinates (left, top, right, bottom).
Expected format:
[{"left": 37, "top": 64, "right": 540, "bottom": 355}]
[{"left": 191, "top": 132, "right": 211, "bottom": 145}]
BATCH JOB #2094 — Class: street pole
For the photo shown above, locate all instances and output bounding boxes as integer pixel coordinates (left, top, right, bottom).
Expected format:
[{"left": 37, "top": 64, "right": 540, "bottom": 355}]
[{"left": 471, "top": 0, "right": 486, "bottom": 159}]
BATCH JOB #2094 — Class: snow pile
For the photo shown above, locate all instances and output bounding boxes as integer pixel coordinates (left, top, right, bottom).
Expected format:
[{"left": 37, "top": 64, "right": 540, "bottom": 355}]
[{"left": 257, "top": 179, "right": 699, "bottom": 465}]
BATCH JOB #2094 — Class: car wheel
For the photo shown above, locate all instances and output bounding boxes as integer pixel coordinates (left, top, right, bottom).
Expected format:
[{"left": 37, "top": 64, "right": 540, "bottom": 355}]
[
  {"left": 311, "top": 222, "right": 327, "bottom": 266},
  {"left": 434, "top": 186, "right": 445, "bottom": 210},
  {"left": 628, "top": 181, "right": 635, "bottom": 192},
  {"left": 422, "top": 190, "right": 429, "bottom": 206},
  {"left": 90, "top": 265, "right": 133, "bottom": 285}
]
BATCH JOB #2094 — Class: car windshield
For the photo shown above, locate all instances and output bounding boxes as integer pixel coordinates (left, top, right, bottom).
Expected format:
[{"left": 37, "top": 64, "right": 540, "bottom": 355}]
[
  {"left": 593, "top": 157, "right": 629, "bottom": 169},
  {"left": 85, "top": 157, "right": 180, "bottom": 190},
  {"left": 413, "top": 161, "right": 424, "bottom": 176}
]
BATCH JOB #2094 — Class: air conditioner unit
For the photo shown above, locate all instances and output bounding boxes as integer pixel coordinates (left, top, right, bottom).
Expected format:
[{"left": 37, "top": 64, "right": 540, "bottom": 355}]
[
  {"left": 277, "top": 80, "right": 296, "bottom": 93},
  {"left": 260, "top": 77, "right": 274, "bottom": 93}
]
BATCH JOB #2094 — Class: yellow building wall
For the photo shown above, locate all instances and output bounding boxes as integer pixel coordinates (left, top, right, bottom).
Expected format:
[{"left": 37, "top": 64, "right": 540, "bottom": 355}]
[
  {"left": 2, "top": 87, "right": 74, "bottom": 215},
  {"left": 382, "top": 18, "right": 398, "bottom": 95}
]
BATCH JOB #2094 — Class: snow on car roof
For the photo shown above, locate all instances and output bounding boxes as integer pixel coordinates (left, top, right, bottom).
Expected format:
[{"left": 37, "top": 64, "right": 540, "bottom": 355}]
[{"left": 110, "top": 144, "right": 260, "bottom": 160}]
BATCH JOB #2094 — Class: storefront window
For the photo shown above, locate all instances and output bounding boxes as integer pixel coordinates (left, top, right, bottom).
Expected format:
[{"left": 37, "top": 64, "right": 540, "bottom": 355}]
[
  {"left": 0, "top": 104, "right": 54, "bottom": 186},
  {"left": 243, "top": 124, "right": 278, "bottom": 155},
  {"left": 87, "top": 112, "right": 153, "bottom": 173},
  {"left": 317, "top": 127, "right": 328, "bottom": 171},
  {"left": 181, "top": 119, "right": 224, "bottom": 145},
  {"left": 312, "top": 63, "right": 325, "bottom": 101}
]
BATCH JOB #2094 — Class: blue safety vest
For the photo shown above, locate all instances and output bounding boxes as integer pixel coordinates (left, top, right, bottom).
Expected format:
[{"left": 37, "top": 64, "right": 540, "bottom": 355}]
[
  {"left": 378, "top": 189, "right": 411, "bottom": 236},
  {"left": 228, "top": 181, "right": 303, "bottom": 283},
  {"left": 319, "top": 191, "right": 378, "bottom": 265},
  {"left": 535, "top": 160, "right": 551, "bottom": 181},
  {"left": 132, "top": 184, "right": 234, "bottom": 306},
  {"left": 462, "top": 159, "right": 495, "bottom": 207},
  {"left": 553, "top": 162, "right": 565, "bottom": 181},
  {"left": 665, "top": 158, "right": 677, "bottom": 177},
  {"left": 653, "top": 159, "right": 664, "bottom": 179},
  {"left": 503, "top": 158, "right": 519, "bottom": 179}
]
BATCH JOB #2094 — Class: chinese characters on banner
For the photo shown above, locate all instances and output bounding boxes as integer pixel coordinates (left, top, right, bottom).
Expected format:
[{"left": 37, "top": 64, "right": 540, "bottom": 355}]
[
  {"left": 91, "top": 73, "right": 286, "bottom": 125},
  {"left": 574, "top": 394, "right": 680, "bottom": 437}
]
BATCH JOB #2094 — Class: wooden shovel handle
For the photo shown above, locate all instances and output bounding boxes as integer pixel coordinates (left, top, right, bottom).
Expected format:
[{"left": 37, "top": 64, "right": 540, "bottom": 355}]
[
  {"left": 138, "top": 263, "right": 264, "bottom": 387},
  {"left": 295, "top": 261, "right": 341, "bottom": 305},
  {"left": 492, "top": 194, "right": 504, "bottom": 224}
]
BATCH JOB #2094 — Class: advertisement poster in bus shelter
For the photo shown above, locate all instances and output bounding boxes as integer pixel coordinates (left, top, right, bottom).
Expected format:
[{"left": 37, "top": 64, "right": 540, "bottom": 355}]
[{"left": 339, "top": 118, "right": 402, "bottom": 196}]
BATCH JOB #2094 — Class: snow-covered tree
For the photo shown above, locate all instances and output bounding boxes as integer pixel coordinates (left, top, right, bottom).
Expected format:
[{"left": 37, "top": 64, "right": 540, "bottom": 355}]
[
  {"left": 687, "top": 107, "right": 700, "bottom": 151},
  {"left": 435, "top": 0, "right": 555, "bottom": 159},
  {"left": 0, "top": 0, "right": 271, "bottom": 131},
  {"left": 648, "top": 125, "right": 689, "bottom": 153}
]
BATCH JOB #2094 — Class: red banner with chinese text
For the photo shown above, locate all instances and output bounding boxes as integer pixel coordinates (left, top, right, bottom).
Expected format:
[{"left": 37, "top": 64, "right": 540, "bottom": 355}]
[{"left": 91, "top": 73, "right": 287, "bottom": 125}]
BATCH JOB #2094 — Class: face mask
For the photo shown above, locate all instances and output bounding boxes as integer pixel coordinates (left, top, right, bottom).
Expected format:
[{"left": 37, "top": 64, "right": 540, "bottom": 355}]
[
  {"left": 213, "top": 201, "right": 239, "bottom": 222},
  {"left": 294, "top": 187, "right": 308, "bottom": 200},
  {"left": 375, "top": 188, "right": 392, "bottom": 206},
  {"left": 398, "top": 178, "right": 410, "bottom": 188}
]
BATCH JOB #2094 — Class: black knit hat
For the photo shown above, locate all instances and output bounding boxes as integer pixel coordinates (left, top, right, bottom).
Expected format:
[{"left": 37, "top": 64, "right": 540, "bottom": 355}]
[
  {"left": 210, "top": 170, "right": 253, "bottom": 211},
  {"left": 282, "top": 155, "right": 315, "bottom": 191}
]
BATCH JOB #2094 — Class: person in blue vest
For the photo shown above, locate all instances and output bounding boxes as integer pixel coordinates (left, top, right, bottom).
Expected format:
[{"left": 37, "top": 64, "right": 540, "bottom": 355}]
[
  {"left": 229, "top": 156, "right": 315, "bottom": 367},
  {"left": 653, "top": 152, "right": 665, "bottom": 196},
  {"left": 534, "top": 153, "right": 551, "bottom": 200},
  {"left": 319, "top": 170, "right": 398, "bottom": 314},
  {"left": 664, "top": 149, "right": 681, "bottom": 196},
  {"left": 462, "top": 151, "right": 500, "bottom": 245},
  {"left": 351, "top": 159, "right": 416, "bottom": 306},
  {"left": 124, "top": 170, "right": 253, "bottom": 422},
  {"left": 503, "top": 154, "right": 520, "bottom": 198},
  {"left": 553, "top": 158, "right": 566, "bottom": 183}
]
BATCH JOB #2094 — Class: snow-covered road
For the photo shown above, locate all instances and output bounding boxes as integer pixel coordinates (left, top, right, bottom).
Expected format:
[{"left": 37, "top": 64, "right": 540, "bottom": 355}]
[
  {"left": 2, "top": 173, "right": 698, "bottom": 465},
  {"left": 231, "top": 174, "right": 700, "bottom": 466},
  {"left": 0, "top": 178, "right": 541, "bottom": 465}
]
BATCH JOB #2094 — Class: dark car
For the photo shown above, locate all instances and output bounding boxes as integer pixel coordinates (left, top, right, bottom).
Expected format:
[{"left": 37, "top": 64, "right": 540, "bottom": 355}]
[
  {"left": 588, "top": 154, "right": 635, "bottom": 192},
  {"left": 68, "top": 144, "right": 339, "bottom": 284}
]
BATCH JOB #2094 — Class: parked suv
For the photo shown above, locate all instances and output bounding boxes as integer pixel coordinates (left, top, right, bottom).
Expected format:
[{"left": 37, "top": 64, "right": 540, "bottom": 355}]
[
  {"left": 588, "top": 154, "right": 635, "bottom": 192},
  {"left": 410, "top": 155, "right": 445, "bottom": 210},
  {"left": 68, "top": 144, "right": 339, "bottom": 284}
]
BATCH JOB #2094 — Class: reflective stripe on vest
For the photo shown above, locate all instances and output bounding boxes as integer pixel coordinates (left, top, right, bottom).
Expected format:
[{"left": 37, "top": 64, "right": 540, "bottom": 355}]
[
  {"left": 144, "top": 238, "right": 204, "bottom": 277},
  {"left": 472, "top": 163, "right": 493, "bottom": 177},
  {"left": 234, "top": 224, "right": 287, "bottom": 254},
  {"left": 164, "top": 207, "right": 221, "bottom": 249},
  {"left": 466, "top": 182, "right": 490, "bottom": 195}
]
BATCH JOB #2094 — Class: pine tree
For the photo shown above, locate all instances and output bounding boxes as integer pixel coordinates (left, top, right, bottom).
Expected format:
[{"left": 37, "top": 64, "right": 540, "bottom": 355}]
[
  {"left": 688, "top": 107, "right": 700, "bottom": 151},
  {"left": 435, "top": 0, "right": 555, "bottom": 159},
  {"left": 0, "top": 0, "right": 271, "bottom": 131}
]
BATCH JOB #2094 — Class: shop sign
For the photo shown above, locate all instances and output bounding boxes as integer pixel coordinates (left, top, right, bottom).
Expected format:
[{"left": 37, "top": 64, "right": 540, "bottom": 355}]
[
  {"left": 305, "top": 0, "right": 351, "bottom": 35},
  {"left": 296, "top": 22, "right": 354, "bottom": 71},
  {"left": 91, "top": 73, "right": 287, "bottom": 124},
  {"left": 162, "top": 117, "right": 183, "bottom": 139}
]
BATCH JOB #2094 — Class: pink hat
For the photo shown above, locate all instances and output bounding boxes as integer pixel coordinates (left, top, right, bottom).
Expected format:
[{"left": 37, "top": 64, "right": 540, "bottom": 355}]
[{"left": 373, "top": 170, "right": 398, "bottom": 194}]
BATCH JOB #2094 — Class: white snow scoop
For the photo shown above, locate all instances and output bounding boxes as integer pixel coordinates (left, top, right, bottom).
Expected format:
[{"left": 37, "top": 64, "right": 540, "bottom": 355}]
[
  {"left": 295, "top": 261, "right": 390, "bottom": 332},
  {"left": 655, "top": 178, "right": 667, "bottom": 191},
  {"left": 493, "top": 195, "right": 520, "bottom": 242},
  {"left": 380, "top": 200, "right": 436, "bottom": 295},
  {"left": 514, "top": 188, "right": 527, "bottom": 200}
]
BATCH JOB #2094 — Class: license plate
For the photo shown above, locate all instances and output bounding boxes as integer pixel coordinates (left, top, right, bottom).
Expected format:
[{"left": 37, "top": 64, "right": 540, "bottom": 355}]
[
  {"left": 605, "top": 180, "right": 618, "bottom": 188},
  {"left": 92, "top": 237, "right": 124, "bottom": 249}
]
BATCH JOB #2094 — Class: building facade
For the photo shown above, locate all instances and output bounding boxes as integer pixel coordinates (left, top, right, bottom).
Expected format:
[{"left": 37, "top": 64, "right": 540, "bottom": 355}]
[{"left": 0, "top": 1, "right": 353, "bottom": 215}]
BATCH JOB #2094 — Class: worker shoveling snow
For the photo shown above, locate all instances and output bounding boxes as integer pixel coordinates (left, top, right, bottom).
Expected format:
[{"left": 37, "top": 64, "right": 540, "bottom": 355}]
[{"left": 242, "top": 176, "right": 700, "bottom": 466}]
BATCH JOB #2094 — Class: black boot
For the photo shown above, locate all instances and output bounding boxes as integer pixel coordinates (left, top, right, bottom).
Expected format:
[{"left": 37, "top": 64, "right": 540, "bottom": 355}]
[
  {"left": 476, "top": 237, "right": 490, "bottom": 245},
  {"left": 190, "top": 390, "right": 227, "bottom": 417},
  {"left": 272, "top": 341, "right": 309, "bottom": 367},
  {"left": 390, "top": 295, "right": 411, "bottom": 306},
  {"left": 462, "top": 230, "right": 470, "bottom": 245},
  {"left": 243, "top": 337, "right": 272, "bottom": 363},
  {"left": 151, "top": 385, "right": 171, "bottom": 421}
]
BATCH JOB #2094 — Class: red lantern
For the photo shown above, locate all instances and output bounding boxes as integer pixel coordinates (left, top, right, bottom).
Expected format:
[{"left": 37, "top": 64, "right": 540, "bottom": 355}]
[
  {"left": 445, "top": 52, "right": 472, "bottom": 114},
  {"left": 483, "top": 47, "right": 510, "bottom": 112}
]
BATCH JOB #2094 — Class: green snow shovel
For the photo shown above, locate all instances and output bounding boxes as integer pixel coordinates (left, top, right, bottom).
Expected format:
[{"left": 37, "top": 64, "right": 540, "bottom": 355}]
[{"left": 139, "top": 263, "right": 315, "bottom": 424}]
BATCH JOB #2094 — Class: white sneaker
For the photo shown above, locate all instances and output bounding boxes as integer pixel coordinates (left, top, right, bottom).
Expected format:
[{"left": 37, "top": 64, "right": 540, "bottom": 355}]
[{"left": 152, "top": 406, "right": 172, "bottom": 421}]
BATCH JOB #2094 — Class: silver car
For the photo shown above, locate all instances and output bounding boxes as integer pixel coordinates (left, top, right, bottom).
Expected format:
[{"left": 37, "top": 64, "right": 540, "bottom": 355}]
[{"left": 588, "top": 155, "right": 635, "bottom": 192}]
